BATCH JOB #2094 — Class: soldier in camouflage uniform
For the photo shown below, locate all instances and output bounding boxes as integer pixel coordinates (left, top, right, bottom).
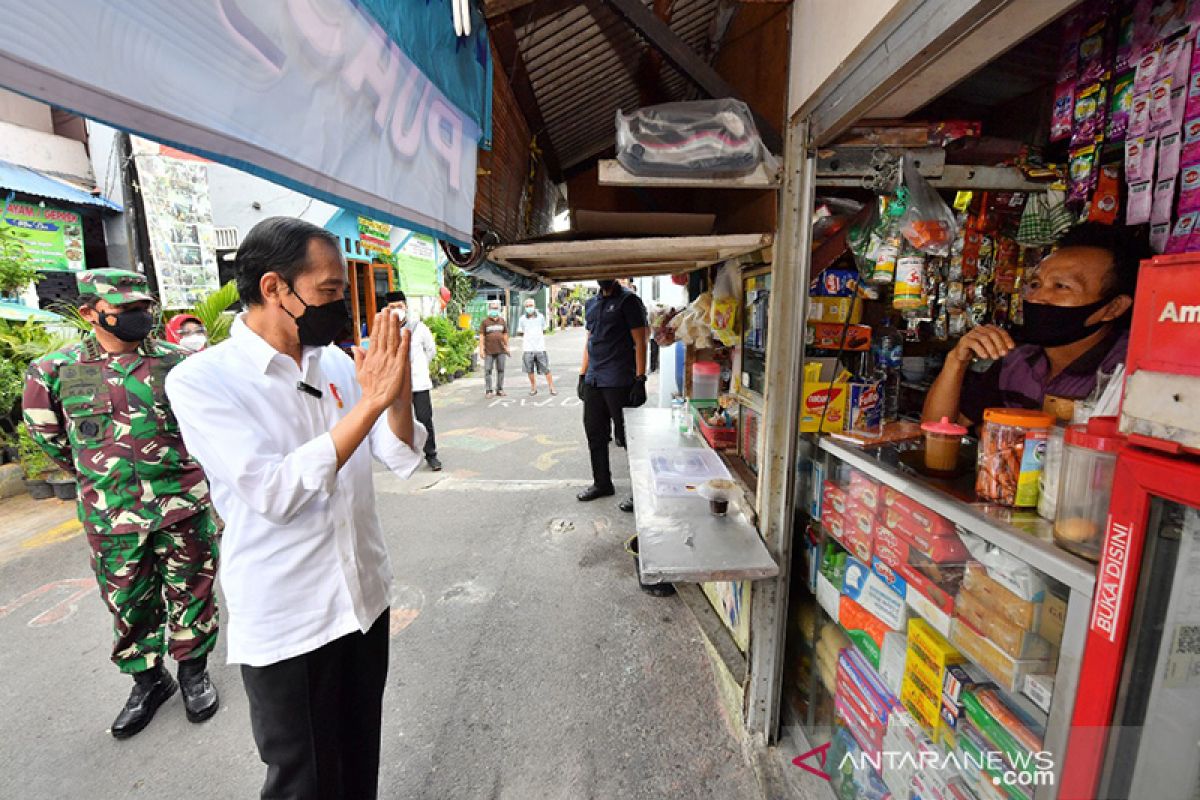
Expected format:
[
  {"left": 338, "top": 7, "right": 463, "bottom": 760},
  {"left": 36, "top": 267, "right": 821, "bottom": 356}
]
[{"left": 22, "top": 269, "right": 221, "bottom": 739}]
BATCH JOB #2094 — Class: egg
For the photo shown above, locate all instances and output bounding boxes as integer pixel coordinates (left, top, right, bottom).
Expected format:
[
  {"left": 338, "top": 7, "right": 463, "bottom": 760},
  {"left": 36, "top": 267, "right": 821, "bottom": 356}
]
[{"left": 1055, "top": 517, "right": 1098, "bottom": 543}]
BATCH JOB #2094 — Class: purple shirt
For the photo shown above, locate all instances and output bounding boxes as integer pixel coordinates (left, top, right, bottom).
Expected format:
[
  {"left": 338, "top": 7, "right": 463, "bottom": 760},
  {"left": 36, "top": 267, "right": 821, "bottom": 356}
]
[{"left": 960, "top": 328, "right": 1129, "bottom": 425}]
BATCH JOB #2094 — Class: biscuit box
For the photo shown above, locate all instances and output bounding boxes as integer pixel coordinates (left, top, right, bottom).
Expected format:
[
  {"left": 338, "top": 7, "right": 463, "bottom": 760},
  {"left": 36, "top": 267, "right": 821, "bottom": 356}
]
[
  {"left": 822, "top": 480, "right": 849, "bottom": 516},
  {"left": 847, "top": 469, "right": 883, "bottom": 510},
  {"left": 843, "top": 557, "right": 908, "bottom": 631},
  {"left": 961, "top": 563, "right": 1042, "bottom": 630},
  {"left": 955, "top": 589, "right": 1055, "bottom": 660},
  {"left": 842, "top": 498, "right": 877, "bottom": 563},
  {"left": 882, "top": 487, "right": 958, "bottom": 534},
  {"left": 872, "top": 522, "right": 911, "bottom": 570}
]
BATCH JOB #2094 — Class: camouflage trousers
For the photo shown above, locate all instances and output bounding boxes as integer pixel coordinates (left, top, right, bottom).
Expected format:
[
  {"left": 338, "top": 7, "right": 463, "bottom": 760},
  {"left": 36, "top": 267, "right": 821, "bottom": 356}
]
[{"left": 86, "top": 509, "right": 220, "bottom": 674}]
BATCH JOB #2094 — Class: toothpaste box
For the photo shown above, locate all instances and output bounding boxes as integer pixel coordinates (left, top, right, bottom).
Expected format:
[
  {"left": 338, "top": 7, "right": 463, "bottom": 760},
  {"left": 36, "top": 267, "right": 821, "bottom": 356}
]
[{"left": 843, "top": 557, "right": 908, "bottom": 631}]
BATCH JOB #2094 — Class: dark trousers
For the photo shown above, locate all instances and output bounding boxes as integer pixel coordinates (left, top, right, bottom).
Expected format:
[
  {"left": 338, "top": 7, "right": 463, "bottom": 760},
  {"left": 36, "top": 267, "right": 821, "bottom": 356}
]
[
  {"left": 412, "top": 389, "right": 437, "bottom": 458},
  {"left": 583, "top": 383, "right": 631, "bottom": 491},
  {"left": 241, "top": 610, "right": 390, "bottom": 800}
]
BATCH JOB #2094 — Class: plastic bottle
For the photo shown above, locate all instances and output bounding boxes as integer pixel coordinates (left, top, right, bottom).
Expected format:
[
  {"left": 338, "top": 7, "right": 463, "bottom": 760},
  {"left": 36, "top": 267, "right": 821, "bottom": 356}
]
[{"left": 876, "top": 332, "right": 903, "bottom": 422}]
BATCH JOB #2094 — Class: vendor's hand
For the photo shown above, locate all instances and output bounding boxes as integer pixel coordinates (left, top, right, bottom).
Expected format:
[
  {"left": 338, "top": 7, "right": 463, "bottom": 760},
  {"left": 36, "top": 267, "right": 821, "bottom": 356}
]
[
  {"left": 353, "top": 311, "right": 411, "bottom": 412},
  {"left": 951, "top": 325, "right": 1015, "bottom": 365},
  {"left": 628, "top": 377, "right": 647, "bottom": 408},
  {"left": 577, "top": 374, "right": 587, "bottom": 401}
]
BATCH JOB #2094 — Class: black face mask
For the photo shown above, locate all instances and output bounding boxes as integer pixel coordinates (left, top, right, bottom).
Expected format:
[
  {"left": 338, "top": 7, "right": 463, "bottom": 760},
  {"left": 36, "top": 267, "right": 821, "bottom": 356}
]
[
  {"left": 97, "top": 308, "right": 155, "bottom": 343},
  {"left": 284, "top": 286, "right": 350, "bottom": 348},
  {"left": 1013, "top": 297, "right": 1114, "bottom": 347},
  {"left": 597, "top": 280, "right": 619, "bottom": 294}
]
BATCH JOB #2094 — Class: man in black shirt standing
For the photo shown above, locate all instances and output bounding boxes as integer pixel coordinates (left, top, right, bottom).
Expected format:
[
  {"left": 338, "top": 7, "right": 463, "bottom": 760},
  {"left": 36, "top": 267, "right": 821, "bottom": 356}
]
[{"left": 577, "top": 279, "right": 649, "bottom": 505}]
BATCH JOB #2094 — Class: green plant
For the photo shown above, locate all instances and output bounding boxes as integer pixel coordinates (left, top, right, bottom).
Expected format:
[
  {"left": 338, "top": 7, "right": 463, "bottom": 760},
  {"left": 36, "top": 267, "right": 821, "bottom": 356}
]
[
  {"left": 0, "top": 226, "right": 38, "bottom": 296},
  {"left": 16, "top": 421, "right": 53, "bottom": 480},
  {"left": 0, "top": 358, "right": 21, "bottom": 421},
  {"left": 49, "top": 301, "right": 92, "bottom": 335},
  {"left": 425, "top": 314, "right": 476, "bottom": 384},
  {"left": 444, "top": 265, "right": 477, "bottom": 320},
  {"left": 179, "top": 280, "right": 239, "bottom": 344}
]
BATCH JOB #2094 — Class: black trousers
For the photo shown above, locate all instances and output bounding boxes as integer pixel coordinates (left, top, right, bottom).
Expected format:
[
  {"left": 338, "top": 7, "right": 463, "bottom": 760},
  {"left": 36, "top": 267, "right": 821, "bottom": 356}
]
[
  {"left": 583, "top": 383, "right": 631, "bottom": 491},
  {"left": 241, "top": 610, "right": 390, "bottom": 800},
  {"left": 412, "top": 389, "right": 437, "bottom": 458}
]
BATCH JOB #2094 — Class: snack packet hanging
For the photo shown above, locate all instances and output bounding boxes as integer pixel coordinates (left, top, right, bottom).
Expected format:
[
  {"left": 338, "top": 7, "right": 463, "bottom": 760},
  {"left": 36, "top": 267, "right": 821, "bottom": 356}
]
[
  {"left": 1129, "top": 92, "right": 1152, "bottom": 137},
  {"left": 1072, "top": 83, "right": 1109, "bottom": 146},
  {"left": 1183, "top": 118, "right": 1200, "bottom": 165},
  {"left": 1178, "top": 162, "right": 1200, "bottom": 214},
  {"left": 1069, "top": 145, "right": 1099, "bottom": 204},
  {"left": 1158, "top": 35, "right": 1189, "bottom": 81},
  {"left": 1160, "top": 129, "right": 1183, "bottom": 178},
  {"left": 897, "top": 155, "right": 956, "bottom": 256},
  {"left": 1078, "top": 19, "right": 1111, "bottom": 84},
  {"left": 1186, "top": 50, "right": 1200, "bottom": 119},
  {"left": 1165, "top": 211, "right": 1199, "bottom": 253},
  {"left": 1149, "top": 78, "right": 1176, "bottom": 130},
  {"left": 1152, "top": 176, "right": 1178, "bottom": 224},
  {"left": 1125, "top": 135, "right": 1157, "bottom": 182},
  {"left": 1134, "top": 46, "right": 1162, "bottom": 94},
  {"left": 1115, "top": 12, "right": 1136, "bottom": 73},
  {"left": 1088, "top": 164, "right": 1122, "bottom": 224},
  {"left": 1107, "top": 72, "right": 1135, "bottom": 141},
  {"left": 1127, "top": 180, "right": 1153, "bottom": 224},
  {"left": 1052, "top": 81, "right": 1076, "bottom": 142},
  {"left": 1057, "top": 12, "right": 1085, "bottom": 82},
  {"left": 1151, "top": 221, "right": 1170, "bottom": 253}
]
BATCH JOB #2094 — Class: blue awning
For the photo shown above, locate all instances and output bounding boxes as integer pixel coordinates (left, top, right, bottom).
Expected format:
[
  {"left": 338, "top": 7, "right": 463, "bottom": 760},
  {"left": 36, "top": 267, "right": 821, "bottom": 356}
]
[{"left": 0, "top": 159, "right": 122, "bottom": 212}]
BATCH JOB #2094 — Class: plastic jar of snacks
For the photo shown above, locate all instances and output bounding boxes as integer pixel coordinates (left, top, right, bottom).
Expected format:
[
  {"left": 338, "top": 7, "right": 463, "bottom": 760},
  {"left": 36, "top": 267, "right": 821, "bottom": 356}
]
[
  {"left": 1053, "top": 416, "right": 1125, "bottom": 561},
  {"left": 975, "top": 408, "right": 1055, "bottom": 507}
]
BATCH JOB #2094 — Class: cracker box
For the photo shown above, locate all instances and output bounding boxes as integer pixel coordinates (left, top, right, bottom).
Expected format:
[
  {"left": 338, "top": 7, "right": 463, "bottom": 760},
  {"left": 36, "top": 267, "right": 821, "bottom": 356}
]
[
  {"left": 907, "top": 617, "right": 964, "bottom": 674},
  {"left": 873, "top": 522, "right": 911, "bottom": 570},
  {"left": 843, "top": 557, "right": 908, "bottom": 631},
  {"left": 962, "top": 563, "right": 1042, "bottom": 631},
  {"left": 822, "top": 480, "right": 848, "bottom": 517},
  {"left": 801, "top": 359, "right": 849, "bottom": 432},
  {"left": 882, "top": 487, "right": 959, "bottom": 538},
  {"left": 950, "top": 618, "right": 1052, "bottom": 694},
  {"left": 955, "top": 589, "right": 1055, "bottom": 660},
  {"left": 842, "top": 499, "right": 877, "bottom": 563}
]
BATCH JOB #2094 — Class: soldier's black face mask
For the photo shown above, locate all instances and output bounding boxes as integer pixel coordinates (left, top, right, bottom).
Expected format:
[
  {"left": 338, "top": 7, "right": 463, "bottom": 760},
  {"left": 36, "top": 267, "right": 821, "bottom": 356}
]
[
  {"left": 97, "top": 307, "right": 155, "bottom": 342},
  {"left": 284, "top": 284, "right": 350, "bottom": 348}
]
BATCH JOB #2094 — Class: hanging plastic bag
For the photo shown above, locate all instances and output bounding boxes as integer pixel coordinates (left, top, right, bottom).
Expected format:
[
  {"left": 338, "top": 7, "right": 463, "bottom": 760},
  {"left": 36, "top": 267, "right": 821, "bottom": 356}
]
[
  {"left": 709, "top": 264, "right": 741, "bottom": 346},
  {"left": 616, "top": 99, "right": 780, "bottom": 178},
  {"left": 897, "top": 155, "right": 957, "bottom": 256}
]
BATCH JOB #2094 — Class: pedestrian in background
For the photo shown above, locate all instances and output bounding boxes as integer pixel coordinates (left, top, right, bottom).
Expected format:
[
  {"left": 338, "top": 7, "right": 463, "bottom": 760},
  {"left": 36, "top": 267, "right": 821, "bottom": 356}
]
[
  {"left": 479, "top": 298, "right": 508, "bottom": 397},
  {"left": 519, "top": 298, "right": 556, "bottom": 396},
  {"left": 22, "top": 269, "right": 221, "bottom": 739},
  {"left": 384, "top": 290, "right": 442, "bottom": 471},
  {"left": 577, "top": 277, "right": 649, "bottom": 506},
  {"left": 164, "top": 313, "right": 208, "bottom": 352},
  {"left": 166, "top": 217, "right": 427, "bottom": 800}
]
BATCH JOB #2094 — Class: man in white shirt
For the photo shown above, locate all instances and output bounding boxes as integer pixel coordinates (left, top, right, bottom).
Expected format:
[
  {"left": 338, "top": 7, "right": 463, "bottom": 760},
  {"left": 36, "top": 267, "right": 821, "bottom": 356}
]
[
  {"left": 518, "top": 297, "right": 556, "bottom": 396},
  {"left": 166, "top": 217, "right": 427, "bottom": 800},
  {"left": 383, "top": 290, "right": 441, "bottom": 471}
]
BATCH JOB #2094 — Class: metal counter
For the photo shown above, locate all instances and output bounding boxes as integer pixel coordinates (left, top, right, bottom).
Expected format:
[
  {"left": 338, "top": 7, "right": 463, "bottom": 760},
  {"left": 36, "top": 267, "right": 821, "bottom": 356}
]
[{"left": 626, "top": 408, "right": 779, "bottom": 584}]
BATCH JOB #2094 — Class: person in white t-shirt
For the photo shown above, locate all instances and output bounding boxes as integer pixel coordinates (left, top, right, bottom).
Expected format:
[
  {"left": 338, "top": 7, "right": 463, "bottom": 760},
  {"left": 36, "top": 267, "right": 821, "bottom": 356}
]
[
  {"left": 384, "top": 291, "right": 441, "bottom": 471},
  {"left": 518, "top": 298, "right": 556, "bottom": 396}
]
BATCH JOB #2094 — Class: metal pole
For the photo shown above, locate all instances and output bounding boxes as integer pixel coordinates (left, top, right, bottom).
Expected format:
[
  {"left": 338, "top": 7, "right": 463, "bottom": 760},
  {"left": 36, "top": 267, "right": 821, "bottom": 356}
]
[{"left": 744, "top": 116, "right": 815, "bottom": 740}]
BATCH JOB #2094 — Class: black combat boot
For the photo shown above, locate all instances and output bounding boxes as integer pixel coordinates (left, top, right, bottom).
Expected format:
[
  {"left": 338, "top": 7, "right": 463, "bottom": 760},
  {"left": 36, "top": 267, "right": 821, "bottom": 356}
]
[
  {"left": 178, "top": 656, "right": 219, "bottom": 723},
  {"left": 111, "top": 664, "right": 176, "bottom": 739}
]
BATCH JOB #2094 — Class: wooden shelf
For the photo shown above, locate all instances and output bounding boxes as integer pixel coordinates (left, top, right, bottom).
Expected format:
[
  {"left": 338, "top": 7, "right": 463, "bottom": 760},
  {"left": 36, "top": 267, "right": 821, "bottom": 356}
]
[{"left": 598, "top": 159, "right": 781, "bottom": 189}]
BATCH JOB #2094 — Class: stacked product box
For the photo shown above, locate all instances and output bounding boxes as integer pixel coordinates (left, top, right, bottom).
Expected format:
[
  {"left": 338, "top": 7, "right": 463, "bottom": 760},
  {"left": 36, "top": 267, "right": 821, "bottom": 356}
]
[
  {"left": 876, "top": 487, "right": 970, "bottom": 637},
  {"left": 949, "top": 563, "right": 1055, "bottom": 694},
  {"left": 954, "top": 688, "right": 1044, "bottom": 800},
  {"left": 902, "top": 618, "right": 965, "bottom": 741},
  {"left": 835, "top": 646, "right": 901, "bottom": 761},
  {"left": 822, "top": 477, "right": 875, "bottom": 563},
  {"left": 882, "top": 709, "right": 971, "bottom": 800}
]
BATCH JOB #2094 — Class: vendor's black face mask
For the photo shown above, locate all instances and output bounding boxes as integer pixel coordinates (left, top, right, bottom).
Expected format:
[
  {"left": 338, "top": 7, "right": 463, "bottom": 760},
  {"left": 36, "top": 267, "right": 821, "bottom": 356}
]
[
  {"left": 98, "top": 308, "right": 155, "bottom": 342},
  {"left": 1013, "top": 297, "right": 1114, "bottom": 347},
  {"left": 284, "top": 285, "right": 350, "bottom": 348}
]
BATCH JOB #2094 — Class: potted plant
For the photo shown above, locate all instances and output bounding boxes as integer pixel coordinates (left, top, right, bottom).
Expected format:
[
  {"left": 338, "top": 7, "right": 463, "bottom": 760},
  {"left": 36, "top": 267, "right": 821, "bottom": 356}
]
[
  {"left": 48, "top": 470, "right": 77, "bottom": 500},
  {"left": 16, "top": 422, "right": 55, "bottom": 499}
]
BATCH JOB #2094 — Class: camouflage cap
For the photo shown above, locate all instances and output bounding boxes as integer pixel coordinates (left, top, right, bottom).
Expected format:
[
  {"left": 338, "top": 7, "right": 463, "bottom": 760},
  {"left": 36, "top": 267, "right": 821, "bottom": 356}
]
[{"left": 77, "top": 269, "right": 154, "bottom": 305}]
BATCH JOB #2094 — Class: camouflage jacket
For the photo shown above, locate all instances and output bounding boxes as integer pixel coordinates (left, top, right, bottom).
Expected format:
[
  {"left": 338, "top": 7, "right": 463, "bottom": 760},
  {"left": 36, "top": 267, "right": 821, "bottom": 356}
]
[{"left": 22, "top": 336, "right": 210, "bottom": 536}]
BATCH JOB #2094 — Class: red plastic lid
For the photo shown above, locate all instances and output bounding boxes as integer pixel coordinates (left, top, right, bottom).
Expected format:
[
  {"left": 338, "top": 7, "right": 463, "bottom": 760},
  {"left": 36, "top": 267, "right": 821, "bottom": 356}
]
[
  {"left": 921, "top": 416, "right": 968, "bottom": 436},
  {"left": 1064, "top": 415, "right": 1126, "bottom": 453},
  {"left": 693, "top": 361, "right": 720, "bottom": 375}
]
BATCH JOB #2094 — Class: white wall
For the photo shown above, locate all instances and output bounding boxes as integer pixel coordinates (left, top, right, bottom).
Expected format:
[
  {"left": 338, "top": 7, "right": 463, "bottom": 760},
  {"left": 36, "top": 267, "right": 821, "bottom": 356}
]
[
  {"left": 86, "top": 121, "right": 133, "bottom": 269},
  {"left": 205, "top": 163, "right": 337, "bottom": 245},
  {"left": 0, "top": 88, "right": 52, "bottom": 133},
  {"left": 787, "top": 0, "right": 907, "bottom": 119},
  {"left": 634, "top": 275, "right": 688, "bottom": 308}
]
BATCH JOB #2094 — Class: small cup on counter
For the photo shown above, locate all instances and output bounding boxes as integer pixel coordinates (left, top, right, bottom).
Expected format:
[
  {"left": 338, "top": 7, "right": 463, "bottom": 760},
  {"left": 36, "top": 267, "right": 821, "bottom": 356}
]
[
  {"left": 699, "top": 478, "right": 739, "bottom": 517},
  {"left": 919, "top": 416, "right": 968, "bottom": 474}
]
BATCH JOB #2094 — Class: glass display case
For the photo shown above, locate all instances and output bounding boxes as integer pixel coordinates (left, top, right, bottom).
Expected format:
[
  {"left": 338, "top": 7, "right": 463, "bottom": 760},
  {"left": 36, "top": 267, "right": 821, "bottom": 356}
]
[{"left": 784, "top": 437, "right": 1097, "bottom": 800}]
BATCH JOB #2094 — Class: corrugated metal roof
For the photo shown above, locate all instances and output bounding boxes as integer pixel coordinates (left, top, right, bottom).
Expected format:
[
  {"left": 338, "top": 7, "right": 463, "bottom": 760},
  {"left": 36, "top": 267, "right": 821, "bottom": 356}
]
[
  {"left": 0, "top": 159, "right": 121, "bottom": 211},
  {"left": 511, "top": 0, "right": 718, "bottom": 171}
]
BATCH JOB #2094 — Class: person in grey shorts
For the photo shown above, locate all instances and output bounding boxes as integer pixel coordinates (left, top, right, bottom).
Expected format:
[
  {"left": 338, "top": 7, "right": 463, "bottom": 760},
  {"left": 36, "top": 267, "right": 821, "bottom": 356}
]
[
  {"left": 518, "top": 298, "right": 556, "bottom": 395},
  {"left": 478, "top": 299, "right": 508, "bottom": 397}
]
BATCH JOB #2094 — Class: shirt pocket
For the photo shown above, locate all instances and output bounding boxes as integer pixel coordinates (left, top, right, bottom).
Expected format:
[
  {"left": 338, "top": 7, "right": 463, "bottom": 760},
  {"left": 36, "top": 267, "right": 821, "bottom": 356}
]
[{"left": 62, "top": 393, "right": 115, "bottom": 448}]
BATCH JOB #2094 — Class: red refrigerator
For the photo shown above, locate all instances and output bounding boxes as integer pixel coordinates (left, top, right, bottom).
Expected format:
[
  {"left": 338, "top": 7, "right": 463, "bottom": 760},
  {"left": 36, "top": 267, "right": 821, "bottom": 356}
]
[{"left": 1060, "top": 253, "right": 1200, "bottom": 799}]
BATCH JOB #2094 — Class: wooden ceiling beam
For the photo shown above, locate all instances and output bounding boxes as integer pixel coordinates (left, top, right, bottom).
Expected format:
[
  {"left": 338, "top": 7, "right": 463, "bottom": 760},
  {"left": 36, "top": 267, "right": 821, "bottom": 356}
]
[
  {"left": 598, "top": 0, "right": 782, "bottom": 153},
  {"left": 490, "top": 14, "right": 564, "bottom": 181}
]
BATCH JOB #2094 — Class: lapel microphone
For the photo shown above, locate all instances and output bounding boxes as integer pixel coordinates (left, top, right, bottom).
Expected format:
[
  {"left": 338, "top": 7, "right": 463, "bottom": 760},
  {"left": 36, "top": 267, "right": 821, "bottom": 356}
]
[{"left": 296, "top": 381, "right": 323, "bottom": 399}]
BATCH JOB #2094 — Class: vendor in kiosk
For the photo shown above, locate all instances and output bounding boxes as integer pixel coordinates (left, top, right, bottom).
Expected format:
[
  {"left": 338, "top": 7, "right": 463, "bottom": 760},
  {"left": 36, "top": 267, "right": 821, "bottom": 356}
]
[{"left": 923, "top": 223, "right": 1149, "bottom": 426}]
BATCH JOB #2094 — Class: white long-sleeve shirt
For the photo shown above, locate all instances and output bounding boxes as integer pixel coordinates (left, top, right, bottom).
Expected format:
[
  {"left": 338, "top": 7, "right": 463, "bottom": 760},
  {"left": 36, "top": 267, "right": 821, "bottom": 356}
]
[
  {"left": 165, "top": 315, "right": 426, "bottom": 667},
  {"left": 407, "top": 318, "right": 436, "bottom": 392}
]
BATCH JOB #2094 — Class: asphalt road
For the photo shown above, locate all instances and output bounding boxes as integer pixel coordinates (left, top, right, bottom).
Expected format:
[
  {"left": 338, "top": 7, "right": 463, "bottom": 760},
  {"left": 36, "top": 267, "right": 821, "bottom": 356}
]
[{"left": 0, "top": 325, "right": 762, "bottom": 800}]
